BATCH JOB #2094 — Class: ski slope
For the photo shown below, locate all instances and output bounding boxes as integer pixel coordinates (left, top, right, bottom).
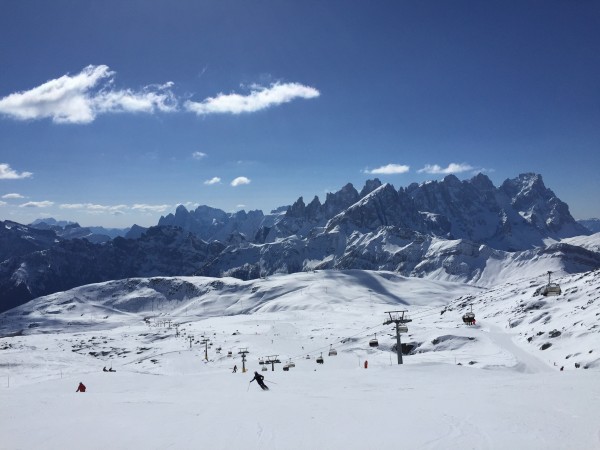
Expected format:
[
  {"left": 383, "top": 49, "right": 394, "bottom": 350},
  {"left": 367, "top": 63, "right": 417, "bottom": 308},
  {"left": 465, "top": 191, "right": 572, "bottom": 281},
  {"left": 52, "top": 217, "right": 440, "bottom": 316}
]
[{"left": 1, "top": 270, "right": 599, "bottom": 449}]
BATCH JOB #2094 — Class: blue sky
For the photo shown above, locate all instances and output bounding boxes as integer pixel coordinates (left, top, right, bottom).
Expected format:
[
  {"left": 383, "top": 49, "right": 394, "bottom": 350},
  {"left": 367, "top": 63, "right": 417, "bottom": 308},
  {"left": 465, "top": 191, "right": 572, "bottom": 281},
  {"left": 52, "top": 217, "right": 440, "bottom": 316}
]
[{"left": 1, "top": 1, "right": 599, "bottom": 228}]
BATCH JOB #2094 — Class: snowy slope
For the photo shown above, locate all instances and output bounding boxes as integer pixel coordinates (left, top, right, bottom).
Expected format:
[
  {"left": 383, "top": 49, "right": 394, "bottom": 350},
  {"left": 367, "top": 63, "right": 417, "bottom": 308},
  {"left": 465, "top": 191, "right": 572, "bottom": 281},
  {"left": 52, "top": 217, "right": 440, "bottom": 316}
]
[{"left": 1, "top": 270, "right": 599, "bottom": 449}]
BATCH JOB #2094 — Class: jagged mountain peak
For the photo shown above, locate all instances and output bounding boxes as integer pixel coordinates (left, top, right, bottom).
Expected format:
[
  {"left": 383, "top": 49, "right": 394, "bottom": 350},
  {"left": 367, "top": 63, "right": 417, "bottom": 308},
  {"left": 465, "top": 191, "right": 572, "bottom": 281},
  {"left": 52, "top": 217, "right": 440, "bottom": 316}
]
[{"left": 359, "top": 178, "right": 382, "bottom": 197}]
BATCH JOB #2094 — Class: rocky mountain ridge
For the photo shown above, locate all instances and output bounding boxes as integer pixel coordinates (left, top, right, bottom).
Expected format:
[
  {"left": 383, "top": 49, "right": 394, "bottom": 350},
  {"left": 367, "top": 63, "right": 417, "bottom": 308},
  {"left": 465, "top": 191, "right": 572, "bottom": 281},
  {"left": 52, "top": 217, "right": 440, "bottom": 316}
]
[{"left": 0, "top": 172, "right": 597, "bottom": 313}]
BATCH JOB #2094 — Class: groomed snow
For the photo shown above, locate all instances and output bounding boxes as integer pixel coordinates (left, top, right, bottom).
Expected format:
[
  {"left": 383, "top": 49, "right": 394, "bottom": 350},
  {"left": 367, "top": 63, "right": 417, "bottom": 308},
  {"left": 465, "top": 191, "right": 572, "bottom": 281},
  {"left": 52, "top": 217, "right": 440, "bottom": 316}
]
[{"left": 1, "top": 270, "right": 599, "bottom": 449}]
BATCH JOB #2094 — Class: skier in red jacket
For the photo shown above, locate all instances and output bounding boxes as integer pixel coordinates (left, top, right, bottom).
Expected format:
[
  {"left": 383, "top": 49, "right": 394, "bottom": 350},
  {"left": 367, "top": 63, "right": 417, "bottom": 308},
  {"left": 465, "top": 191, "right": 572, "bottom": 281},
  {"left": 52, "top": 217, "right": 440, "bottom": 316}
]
[{"left": 76, "top": 382, "right": 86, "bottom": 392}]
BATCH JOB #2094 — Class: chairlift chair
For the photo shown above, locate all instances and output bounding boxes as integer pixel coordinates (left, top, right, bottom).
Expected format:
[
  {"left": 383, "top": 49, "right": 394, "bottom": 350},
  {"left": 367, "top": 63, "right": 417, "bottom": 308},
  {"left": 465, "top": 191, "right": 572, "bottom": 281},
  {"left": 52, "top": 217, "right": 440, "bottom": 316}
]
[
  {"left": 261, "top": 365, "right": 268, "bottom": 372},
  {"left": 316, "top": 353, "right": 324, "bottom": 364},
  {"left": 227, "top": 351, "right": 233, "bottom": 357},
  {"left": 328, "top": 344, "right": 337, "bottom": 356},
  {"left": 462, "top": 305, "right": 476, "bottom": 325},
  {"left": 541, "top": 271, "right": 562, "bottom": 296},
  {"left": 369, "top": 333, "right": 379, "bottom": 348}
]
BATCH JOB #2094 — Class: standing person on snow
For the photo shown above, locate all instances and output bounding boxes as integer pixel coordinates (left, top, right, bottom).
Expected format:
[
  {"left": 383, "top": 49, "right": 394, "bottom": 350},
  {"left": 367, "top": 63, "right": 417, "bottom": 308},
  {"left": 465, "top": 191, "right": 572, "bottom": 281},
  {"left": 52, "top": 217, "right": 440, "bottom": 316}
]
[
  {"left": 232, "top": 365, "right": 237, "bottom": 373},
  {"left": 250, "top": 371, "right": 269, "bottom": 390},
  {"left": 76, "top": 382, "right": 86, "bottom": 392}
]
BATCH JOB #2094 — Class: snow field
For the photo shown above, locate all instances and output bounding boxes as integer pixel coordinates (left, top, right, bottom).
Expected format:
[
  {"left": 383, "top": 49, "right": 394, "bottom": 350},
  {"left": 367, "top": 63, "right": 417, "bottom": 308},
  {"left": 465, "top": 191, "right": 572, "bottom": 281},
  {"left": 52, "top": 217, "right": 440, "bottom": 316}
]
[{"left": 1, "top": 270, "right": 599, "bottom": 449}]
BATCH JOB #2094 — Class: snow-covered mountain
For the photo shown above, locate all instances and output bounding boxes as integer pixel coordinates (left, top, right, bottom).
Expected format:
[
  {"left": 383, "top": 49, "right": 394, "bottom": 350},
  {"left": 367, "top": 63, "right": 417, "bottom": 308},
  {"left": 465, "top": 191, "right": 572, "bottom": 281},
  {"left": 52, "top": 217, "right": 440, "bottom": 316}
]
[
  {"left": 578, "top": 218, "right": 600, "bottom": 233},
  {"left": 159, "top": 173, "right": 589, "bottom": 249},
  {"left": 0, "top": 173, "right": 596, "bottom": 314},
  {"left": 29, "top": 218, "right": 130, "bottom": 243},
  {"left": 0, "top": 225, "right": 224, "bottom": 313}
]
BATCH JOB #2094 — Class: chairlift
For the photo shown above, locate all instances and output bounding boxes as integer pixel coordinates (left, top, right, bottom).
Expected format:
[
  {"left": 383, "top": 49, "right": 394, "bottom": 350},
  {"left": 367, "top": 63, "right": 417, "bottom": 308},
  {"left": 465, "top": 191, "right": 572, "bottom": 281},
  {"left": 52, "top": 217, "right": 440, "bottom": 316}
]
[
  {"left": 541, "top": 271, "right": 561, "bottom": 296},
  {"left": 306, "top": 355, "right": 311, "bottom": 359},
  {"left": 369, "top": 333, "right": 379, "bottom": 348},
  {"left": 462, "top": 305, "right": 476, "bottom": 325},
  {"left": 283, "top": 365, "right": 290, "bottom": 371},
  {"left": 287, "top": 360, "right": 295, "bottom": 368},
  {"left": 316, "top": 353, "right": 324, "bottom": 364},
  {"left": 328, "top": 344, "right": 337, "bottom": 356},
  {"left": 261, "top": 365, "right": 268, "bottom": 372},
  {"left": 227, "top": 351, "right": 233, "bottom": 357}
]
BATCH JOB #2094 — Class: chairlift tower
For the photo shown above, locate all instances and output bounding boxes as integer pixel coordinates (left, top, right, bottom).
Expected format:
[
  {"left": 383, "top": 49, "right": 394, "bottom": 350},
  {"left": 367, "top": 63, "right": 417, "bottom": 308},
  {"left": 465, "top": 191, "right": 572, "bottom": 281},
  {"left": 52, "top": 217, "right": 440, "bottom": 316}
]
[
  {"left": 238, "top": 348, "right": 249, "bottom": 373},
  {"left": 384, "top": 310, "right": 411, "bottom": 365},
  {"left": 188, "top": 335, "right": 194, "bottom": 349},
  {"left": 264, "top": 355, "right": 281, "bottom": 371},
  {"left": 200, "top": 338, "right": 210, "bottom": 361}
]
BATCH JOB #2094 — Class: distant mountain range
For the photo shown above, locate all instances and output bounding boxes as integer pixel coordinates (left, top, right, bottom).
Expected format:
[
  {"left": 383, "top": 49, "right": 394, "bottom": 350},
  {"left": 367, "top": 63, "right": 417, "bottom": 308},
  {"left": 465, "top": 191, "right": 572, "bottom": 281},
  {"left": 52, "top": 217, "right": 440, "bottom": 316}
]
[{"left": 1, "top": 172, "right": 599, "bottom": 313}]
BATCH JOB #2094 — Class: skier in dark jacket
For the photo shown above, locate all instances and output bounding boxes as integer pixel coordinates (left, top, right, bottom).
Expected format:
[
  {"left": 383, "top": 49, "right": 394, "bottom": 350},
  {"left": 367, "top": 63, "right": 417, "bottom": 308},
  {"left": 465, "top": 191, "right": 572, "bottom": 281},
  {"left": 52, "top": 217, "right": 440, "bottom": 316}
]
[
  {"left": 250, "top": 371, "right": 269, "bottom": 390},
  {"left": 76, "top": 382, "right": 86, "bottom": 392}
]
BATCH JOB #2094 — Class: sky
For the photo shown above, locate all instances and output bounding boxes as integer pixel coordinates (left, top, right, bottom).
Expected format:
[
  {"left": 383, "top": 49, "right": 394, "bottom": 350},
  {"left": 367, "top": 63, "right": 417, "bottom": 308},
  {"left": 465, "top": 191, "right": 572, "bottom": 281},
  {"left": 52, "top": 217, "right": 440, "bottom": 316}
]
[{"left": 1, "top": 1, "right": 599, "bottom": 228}]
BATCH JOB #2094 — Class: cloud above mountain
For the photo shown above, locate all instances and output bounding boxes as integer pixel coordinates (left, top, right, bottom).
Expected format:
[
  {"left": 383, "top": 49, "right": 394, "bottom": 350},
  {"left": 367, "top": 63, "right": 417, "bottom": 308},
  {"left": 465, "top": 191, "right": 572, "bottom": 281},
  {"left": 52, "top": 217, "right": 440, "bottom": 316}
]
[
  {"left": 0, "top": 65, "right": 177, "bottom": 124},
  {"left": 20, "top": 200, "right": 54, "bottom": 208},
  {"left": 418, "top": 163, "right": 475, "bottom": 174},
  {"left": 231, "top": 176, "right": 251, "bottom": 186},
  {"left": 0, "top": 66, "right": 320, "bottom": 124},
  {"left": 364, "top": 164, "right": 410, "bottom": 175},
  {"left": 184, "top": 82, "right": 320, "bottom": 115},
  {"left": 0, "top": 163, "right": 33, "bottom": 180},
  {"left": 204, "top": 177, "right": 221, "bottom": 185}
]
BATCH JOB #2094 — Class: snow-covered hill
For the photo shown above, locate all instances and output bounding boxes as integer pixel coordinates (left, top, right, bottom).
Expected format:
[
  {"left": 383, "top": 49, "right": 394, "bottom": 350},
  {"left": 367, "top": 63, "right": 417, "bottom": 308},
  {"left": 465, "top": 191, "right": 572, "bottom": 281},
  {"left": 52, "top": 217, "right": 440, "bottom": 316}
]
[{"left": 1, "top": 269, "right": 598, "bottom": 449}]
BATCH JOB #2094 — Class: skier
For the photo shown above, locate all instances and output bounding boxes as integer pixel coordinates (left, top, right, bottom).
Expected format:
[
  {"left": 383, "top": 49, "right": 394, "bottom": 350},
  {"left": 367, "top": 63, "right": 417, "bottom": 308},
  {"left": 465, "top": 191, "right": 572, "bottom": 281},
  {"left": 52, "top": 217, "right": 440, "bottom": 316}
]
[
  {"left": 103, "top": 367, "right": 108, "bottom": 372},
  {"left": 232, "top": 365, "right": 237, "bottom": 373},
  {"left": 76, "top": 382, "right": 86, "bottom": 393},
  {"left": 250, "top": 371, "right": 269, "bottom": 390}
]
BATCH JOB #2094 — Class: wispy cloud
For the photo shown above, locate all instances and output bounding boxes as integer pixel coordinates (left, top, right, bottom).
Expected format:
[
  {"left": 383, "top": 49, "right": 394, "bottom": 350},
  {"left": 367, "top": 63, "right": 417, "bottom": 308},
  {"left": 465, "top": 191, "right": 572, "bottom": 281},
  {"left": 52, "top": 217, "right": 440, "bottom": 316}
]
[
  {"left": 0, "top": 163, "right": 33, "bottom": 180},
  {"left": 192, "top": 151, "right": 207, "bottom": 160},
  {"left": 131, "top": 204, "right": 171, "bottom": 213},
  {"left": 0, "top": 201, "right": 6, "bottom": 207},
  {"left": 0, "top": 65, "right": 176, "bottom": 124},
  {"left": 181, "top": 202, "right": 200, "bottom": 209},
  {"left": 185, "top": 82, "right": 320, "bottom": 115},
  {"left": 2, "top": 193, "right": 25, "bottom": 199},
  {"left": 204, "top": 177, "right": 221, "bottom": 185},
  {"left": 20, "top": 200, "right": 53, "bottom": 208},
  {"left": 364, "top": 164, "right": 410, "bottom": 175},
  {"left": 60, "top": 203, "right": 128, "bottom": 213},
  {"left": 231, "top": 176, "right": 251, "bottom": 187},
  {"left": 418, "top": 163, "right": 475, "bottom": 175}
]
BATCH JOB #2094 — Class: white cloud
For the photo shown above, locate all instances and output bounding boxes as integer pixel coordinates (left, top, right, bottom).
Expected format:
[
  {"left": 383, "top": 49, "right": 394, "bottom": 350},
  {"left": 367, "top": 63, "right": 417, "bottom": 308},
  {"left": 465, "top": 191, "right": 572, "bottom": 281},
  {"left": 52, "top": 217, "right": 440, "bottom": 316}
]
[
  {"left": 60, "top": 203, "right": 128, "bottom": 213},
  {"left": 2, "top": 193, "right": 25, "bottom": 199},
  {"left": 418, "top": 163, "right": 475, "bottom": 174},
  {"left": 185, "top": 82, "right": 320, "bottom": 115},
  {"left": 0, "top": 201, "right": 6, "bottom": 207},
  {"left": 231, "top": 176, "right": 251, "bottom": 187},
  {"left": 131, "top": 204, "right": 171, "bottom": 213},
  {"left": 0, "top": 163, "right": 33, "bottom": 180},
  {"left": 192, "top": 151, "right": 207, "bottom": 160},
  {"left": 20, "top": 200, "right": 54, "bottom": 208},
  {"left": 236, "top": 204, "right": 246, "bottom": 209},
  {"left": 204, "top": 177, "right": 221, "bottom": 185},
  {"left": 0, "top": 65, "right": 177, "bottom": 124},
  {"left": 364, "top": 164, "right": 410, "bottom": 175}
]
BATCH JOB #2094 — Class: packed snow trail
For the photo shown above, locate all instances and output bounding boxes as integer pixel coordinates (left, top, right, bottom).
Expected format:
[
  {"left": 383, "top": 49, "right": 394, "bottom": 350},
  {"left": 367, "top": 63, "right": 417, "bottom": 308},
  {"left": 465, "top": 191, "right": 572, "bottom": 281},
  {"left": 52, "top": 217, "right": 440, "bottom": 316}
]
[{"left": 485, "top": 324, "right": 553, "bottom": 373}]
